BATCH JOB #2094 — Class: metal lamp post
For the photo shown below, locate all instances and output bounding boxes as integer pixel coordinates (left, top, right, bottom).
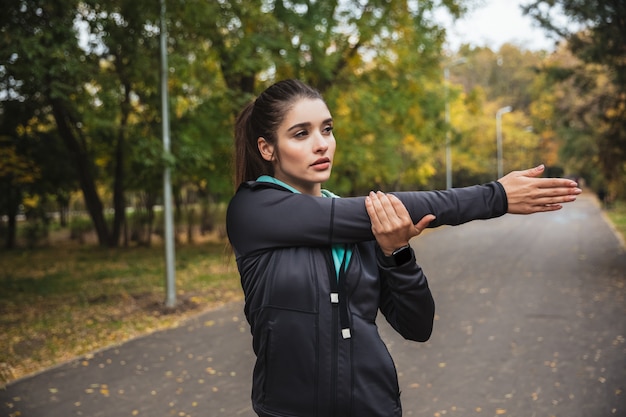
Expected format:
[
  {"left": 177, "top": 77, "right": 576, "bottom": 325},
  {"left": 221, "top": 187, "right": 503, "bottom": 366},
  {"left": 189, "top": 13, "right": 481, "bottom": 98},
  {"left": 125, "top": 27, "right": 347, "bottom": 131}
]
[
  {"left": 161, "top": 0, "right": 176, "bottom": 308},
  {"left": 444, "top": 57, "right": 467, "bottom": 189},
  {"left": 496, "top": 106, "right": 512, "bottom": 179}
]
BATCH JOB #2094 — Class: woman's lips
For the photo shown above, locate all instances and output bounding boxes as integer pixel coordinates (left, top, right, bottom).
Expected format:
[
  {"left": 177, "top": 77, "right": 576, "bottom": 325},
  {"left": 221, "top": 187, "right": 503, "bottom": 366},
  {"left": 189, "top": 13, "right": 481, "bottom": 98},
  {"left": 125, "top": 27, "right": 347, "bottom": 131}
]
[{"left": 311, "top": 158, "right": 331, "bottom": 170}]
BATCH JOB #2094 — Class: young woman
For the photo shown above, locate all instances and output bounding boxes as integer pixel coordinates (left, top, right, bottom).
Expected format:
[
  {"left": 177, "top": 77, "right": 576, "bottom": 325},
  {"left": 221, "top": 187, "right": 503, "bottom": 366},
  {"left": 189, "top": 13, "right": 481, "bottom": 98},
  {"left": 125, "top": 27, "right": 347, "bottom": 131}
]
[{"left": 226, "top": 79, "right": 580, "bottom": 417}]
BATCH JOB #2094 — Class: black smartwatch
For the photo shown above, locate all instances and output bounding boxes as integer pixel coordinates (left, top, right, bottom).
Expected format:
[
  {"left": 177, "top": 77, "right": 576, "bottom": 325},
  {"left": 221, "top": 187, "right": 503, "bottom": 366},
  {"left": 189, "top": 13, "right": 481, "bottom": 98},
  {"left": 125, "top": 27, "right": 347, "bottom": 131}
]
[{"left": 391, "top": 244, "right": 412, "bottom": 266}]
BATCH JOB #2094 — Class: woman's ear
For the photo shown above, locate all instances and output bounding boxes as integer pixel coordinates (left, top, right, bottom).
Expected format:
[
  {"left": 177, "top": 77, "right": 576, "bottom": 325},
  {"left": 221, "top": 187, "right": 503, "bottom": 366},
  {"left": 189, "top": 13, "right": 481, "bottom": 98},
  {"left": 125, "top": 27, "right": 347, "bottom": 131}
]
[{"left": 258, "top": 137, "right": 275, "bottom": 162}]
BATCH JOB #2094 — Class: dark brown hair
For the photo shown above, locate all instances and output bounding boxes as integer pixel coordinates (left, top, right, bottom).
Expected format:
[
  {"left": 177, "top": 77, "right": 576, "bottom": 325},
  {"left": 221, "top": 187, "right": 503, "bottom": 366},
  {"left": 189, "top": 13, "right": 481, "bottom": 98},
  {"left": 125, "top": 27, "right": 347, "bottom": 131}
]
[{"left": 234, "top": 79, "right": 324, "bottom": 186}]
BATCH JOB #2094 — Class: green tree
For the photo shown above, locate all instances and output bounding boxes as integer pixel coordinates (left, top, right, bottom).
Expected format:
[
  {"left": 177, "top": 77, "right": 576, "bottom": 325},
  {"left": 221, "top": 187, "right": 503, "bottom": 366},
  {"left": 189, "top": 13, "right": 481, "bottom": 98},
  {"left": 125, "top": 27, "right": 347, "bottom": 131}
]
[
  {"left": 167, "top": 0, "right": 469, "bottom": 195},
  {"left": 0, "top": 70, "right": 78, "bottom": 249},
  {"left": 323, "top": 2, "right": 446, "bottom": 194},
  {"left": 0, "top": 0, "right": 116, "bottom": 245},
  {"left": 2, "top": 0, "right": 190, "bottom": 247},
  {"left": 442, "top": 45, "right": 550, "bottom": 186},
  {"left": 522, "top": 0, "right": 626, "bottom": 198},
  {"left": 531, "top": 46, "right": 617, "bottom": 192},
  {"left": 1, "top": 0, "right": 487, "bottom": 251},
  {"left": 0, "top": 138, "right": 36, "bottom": 249}
]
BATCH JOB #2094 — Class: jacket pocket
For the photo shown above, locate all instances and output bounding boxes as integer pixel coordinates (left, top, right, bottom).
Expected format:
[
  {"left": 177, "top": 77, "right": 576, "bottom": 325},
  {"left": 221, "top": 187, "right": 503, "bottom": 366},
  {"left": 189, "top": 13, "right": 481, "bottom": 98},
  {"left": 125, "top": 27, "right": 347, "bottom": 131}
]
[
  {"left": 350, "top": 316, "right": 402, "bottom": 416},
  {"left": 256, "top": 313, "right": 318, "bottom": 417}
]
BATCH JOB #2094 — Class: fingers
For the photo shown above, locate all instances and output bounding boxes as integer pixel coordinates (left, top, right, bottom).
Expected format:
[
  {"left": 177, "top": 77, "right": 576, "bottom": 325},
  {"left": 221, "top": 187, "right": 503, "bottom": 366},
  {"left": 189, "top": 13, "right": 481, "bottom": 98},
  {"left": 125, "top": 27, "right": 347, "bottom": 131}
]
[
  {"left": 364, "top": 192, "right": 380, "bottom": 228},
  {"left": 387, "top": 194, "right": 437, "bottom": 235},
  {"left": 516, "top": 203, "right": 563, "bottom": 214},
  {"left": 498, "top": 164, "right": 582, "bottom": 215},
  {"left": 517, "top": 164, "right": 545, "bottom": 178},
  {"left": 365, "top": 192, "right": 436, "bottom": 256},
  {"left": 388, "top": 195, "right": 436, "bottom": 235},
  {"left": 510, "top": 199, "right": 570, "bottom": 214},
  {"left": 375, "top": 191, "right": 397, "bottom": 225},
  {"left": 535, "top": 204, "right": 563, "bottom": 212},
  {"left": 526, "top": 186, "right": 581, "bottom": 204},
  {"left": 414, "top": 214, "right": 436, "bottom": 235},
  {"left": 528, "top": 181, "right": 582, "bottom": 203},
  {"left": 532, "top": 177, "right": 579, "bottom": 189},
  {"left": 387, "top": 193, "right": 411, "bottom": 219},
  {"left": 366, "top": 192, "right": 406, "bottom": 230},
  {"left": 366, "top": 191, "right": 391, "bottom": 229},
  {"left": 501, "top": 164, "right": 579, "bottom": 189},
  {"left": 365, "top": 191, "right": 435, "bottom": 235},
  {"left": 499, "top": 164, "right": 545, "bottom": 182}
]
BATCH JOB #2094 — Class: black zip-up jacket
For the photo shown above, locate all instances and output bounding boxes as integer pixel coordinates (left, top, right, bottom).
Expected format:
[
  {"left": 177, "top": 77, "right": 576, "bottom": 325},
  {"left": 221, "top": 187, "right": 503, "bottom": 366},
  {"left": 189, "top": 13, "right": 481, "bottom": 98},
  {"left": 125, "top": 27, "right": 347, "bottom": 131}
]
[{"left": 226, "top": 180, "right": 508, "bottom": 417}]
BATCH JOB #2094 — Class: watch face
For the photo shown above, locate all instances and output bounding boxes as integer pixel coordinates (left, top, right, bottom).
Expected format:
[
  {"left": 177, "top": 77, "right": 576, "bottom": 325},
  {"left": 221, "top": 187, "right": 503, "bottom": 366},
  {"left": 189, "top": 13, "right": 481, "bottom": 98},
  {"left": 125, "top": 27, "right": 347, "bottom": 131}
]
[{"left": 393, "top": 246, "right": 412, "bottom": 265}]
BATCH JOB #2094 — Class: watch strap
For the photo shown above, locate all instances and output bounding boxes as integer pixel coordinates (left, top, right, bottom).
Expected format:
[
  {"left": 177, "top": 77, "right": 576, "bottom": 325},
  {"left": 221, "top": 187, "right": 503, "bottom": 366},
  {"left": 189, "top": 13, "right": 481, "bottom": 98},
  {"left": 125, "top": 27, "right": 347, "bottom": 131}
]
[{"left": 391, "top": 244, "right": 412, "bottom": 266}]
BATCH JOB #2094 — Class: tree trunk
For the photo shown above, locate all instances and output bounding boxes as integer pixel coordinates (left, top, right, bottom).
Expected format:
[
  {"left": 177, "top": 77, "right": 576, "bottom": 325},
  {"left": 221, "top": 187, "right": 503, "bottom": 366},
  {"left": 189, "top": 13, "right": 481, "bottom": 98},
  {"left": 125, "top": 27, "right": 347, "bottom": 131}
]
[
  {"left": 4, "top": 183, "right": 19, "bottom": 250},
  {"left": 111, "top": 130, "right": 125, "bottom": 247},
  {"left": 187, "top": 206, "right": 195, "bottom": 244},
  {"left": 56, "top": 194, "right": 69, "bottom": 228},
  {"left": 147, "top": 202, "right": 154, "bottom": 247},
  {"left": 50, "top": 99, "right": 111, "bottom": 247},
  {"left": 111, "top": 80, "right": 132, "bottom": 247},
  {"left": 200, "top": 195, "right": 214, "bottom": 235}
]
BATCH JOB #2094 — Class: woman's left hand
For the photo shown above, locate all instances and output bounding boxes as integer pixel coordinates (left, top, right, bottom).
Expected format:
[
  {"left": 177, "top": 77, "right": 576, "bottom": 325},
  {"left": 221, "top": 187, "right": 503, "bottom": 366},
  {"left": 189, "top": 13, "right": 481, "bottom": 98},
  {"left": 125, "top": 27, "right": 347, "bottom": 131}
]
[
  {"left": 365, "top": 191, "right": 436, "bottom": 256},
  {"left": 497, "top": 165, "right": 582, "bottom": 214}
]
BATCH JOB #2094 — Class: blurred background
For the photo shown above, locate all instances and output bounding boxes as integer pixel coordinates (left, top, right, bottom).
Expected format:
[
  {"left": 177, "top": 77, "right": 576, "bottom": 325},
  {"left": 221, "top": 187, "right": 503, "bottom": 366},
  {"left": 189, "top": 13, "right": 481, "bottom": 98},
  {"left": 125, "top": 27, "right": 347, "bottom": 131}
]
[
  {"left": 1, "top": 0, "right": 625, "bottom": 386},
  {"left": 2, "top": 0, "right": 625, "bottom": 249}
]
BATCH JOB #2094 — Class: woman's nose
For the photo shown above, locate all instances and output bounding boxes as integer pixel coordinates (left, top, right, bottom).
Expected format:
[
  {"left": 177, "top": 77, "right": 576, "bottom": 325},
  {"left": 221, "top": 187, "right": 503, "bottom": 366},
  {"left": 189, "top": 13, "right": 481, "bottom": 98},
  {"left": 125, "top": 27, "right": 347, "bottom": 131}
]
[{"left": 313, "top": 132, "right": 329, "bottom": 152}]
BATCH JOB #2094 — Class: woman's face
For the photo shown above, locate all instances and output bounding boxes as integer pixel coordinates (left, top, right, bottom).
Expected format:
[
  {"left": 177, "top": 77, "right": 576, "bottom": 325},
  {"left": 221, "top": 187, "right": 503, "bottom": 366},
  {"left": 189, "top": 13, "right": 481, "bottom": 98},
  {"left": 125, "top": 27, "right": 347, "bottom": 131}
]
[{"left": 258, "top": 98, "right": 336, "bottom": 195}]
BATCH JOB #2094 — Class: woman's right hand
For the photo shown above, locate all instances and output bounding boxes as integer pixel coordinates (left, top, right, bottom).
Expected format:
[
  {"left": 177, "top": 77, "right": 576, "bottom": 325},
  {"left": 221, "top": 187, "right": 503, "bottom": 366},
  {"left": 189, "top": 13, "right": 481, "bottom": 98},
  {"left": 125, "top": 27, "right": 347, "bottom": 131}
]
[{"left": 365, "top": 191, "right": 435, "bottom": 256}]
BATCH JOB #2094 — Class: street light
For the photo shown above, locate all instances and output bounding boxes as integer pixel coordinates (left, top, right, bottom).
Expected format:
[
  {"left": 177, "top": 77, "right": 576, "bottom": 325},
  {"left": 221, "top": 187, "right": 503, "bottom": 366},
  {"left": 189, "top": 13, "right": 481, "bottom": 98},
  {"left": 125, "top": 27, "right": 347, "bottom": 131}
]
[
  {"left": 161, "top": 0, "right": 176, "bottom": 308},
  {"left": 444, "top": 57, "right": 467, "bottom": 189},
  {"left": 496, "top": 106, "right": 512, "bottom": 179}
]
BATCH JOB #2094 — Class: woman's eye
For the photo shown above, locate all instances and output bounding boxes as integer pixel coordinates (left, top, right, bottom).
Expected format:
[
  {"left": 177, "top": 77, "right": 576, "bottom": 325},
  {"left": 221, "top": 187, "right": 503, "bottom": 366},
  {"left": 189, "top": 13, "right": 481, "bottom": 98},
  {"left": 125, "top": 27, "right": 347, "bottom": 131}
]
[
  {"left": 294, "top": 130, "right": 308, "bottom": 138},
  {"left": 323, "top": 125, "right": 334, "bottom": 134}
]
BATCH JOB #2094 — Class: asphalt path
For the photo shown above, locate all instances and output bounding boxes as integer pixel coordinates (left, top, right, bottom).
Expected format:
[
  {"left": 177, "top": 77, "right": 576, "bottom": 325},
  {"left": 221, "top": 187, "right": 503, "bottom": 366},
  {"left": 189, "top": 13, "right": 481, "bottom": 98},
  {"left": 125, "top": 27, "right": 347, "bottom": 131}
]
[{"left": 2, "top": 193, "right": 625, "bottom": 417}]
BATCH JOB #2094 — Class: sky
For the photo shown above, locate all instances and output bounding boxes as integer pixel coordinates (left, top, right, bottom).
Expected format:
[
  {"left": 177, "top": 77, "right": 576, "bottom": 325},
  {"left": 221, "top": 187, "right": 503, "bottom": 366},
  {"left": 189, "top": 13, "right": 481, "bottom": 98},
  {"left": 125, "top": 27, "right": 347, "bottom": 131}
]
[{"left": 437, "top": 0, "right": 559, "bottom": 52}]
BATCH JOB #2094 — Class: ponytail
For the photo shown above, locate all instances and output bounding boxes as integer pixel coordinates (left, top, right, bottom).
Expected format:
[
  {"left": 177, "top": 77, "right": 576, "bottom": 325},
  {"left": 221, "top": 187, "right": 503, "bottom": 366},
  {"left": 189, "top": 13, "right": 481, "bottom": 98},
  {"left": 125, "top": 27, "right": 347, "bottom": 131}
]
[{"left": 234, "top": 101, "right": 272, "bottom": 187}]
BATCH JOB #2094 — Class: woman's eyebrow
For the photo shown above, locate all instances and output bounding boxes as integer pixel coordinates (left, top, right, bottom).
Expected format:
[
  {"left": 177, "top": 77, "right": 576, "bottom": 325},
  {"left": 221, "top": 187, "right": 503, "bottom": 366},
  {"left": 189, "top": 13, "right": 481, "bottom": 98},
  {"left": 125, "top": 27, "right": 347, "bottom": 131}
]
[
  {"left": 287, "top": 122, "right": 311, "bottom": 132},
  {"left": 287, "top": 118, "right": 333, "bottom": 132}
]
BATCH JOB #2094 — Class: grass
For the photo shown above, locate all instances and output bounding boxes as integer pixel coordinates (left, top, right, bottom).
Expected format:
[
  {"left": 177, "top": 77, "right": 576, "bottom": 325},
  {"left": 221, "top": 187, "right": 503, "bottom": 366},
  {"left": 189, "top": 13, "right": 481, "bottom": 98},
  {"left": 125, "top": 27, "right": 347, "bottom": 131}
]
[
  {"left": 605, "top": 199, "right": 626, "bottom": 248},
  {"left": 0, "top": 238, "right": 242, "bottom": 387}
]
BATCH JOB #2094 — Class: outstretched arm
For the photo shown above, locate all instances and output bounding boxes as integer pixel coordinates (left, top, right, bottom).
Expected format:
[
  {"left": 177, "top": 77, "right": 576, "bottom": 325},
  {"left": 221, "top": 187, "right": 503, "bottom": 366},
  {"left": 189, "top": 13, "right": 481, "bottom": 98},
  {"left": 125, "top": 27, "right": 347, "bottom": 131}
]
[
  {"left": 497, "top": 165, "right": 581, "bottom": 214},
  {"left": 227, "top": 166, "right": 581, "bottom": 256}
]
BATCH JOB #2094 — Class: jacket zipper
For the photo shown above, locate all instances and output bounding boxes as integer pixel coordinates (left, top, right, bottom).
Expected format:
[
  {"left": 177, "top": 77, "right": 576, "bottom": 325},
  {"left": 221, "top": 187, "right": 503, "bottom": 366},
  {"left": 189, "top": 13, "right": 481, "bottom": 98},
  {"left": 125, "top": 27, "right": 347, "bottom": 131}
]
[
  {"left": 331, "top": 303, "right": 338, "bottom": 417},
  {"left": 328, "top": 248, "right": 352, "bottom": 417},
  {"left": 327, "top": 251, "right": 339, "bottom": 417}
]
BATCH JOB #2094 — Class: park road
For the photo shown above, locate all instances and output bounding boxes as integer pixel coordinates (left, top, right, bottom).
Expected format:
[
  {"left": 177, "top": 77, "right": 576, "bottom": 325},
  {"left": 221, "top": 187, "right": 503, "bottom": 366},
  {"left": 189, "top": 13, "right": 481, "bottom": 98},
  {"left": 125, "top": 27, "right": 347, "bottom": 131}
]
[{"left": 1, "top": 192, "right": 625, "bottom": 417}]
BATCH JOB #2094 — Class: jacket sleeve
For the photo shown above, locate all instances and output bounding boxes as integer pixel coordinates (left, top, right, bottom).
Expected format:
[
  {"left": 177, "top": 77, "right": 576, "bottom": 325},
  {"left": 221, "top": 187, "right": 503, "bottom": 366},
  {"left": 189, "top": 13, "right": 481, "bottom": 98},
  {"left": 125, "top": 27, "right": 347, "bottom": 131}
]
[
  {"left": 376, "top": 247, "right": 435, "bottom": 342},
  {"left": 226, "top": 181, "right": 507, "bottom": 256}
]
